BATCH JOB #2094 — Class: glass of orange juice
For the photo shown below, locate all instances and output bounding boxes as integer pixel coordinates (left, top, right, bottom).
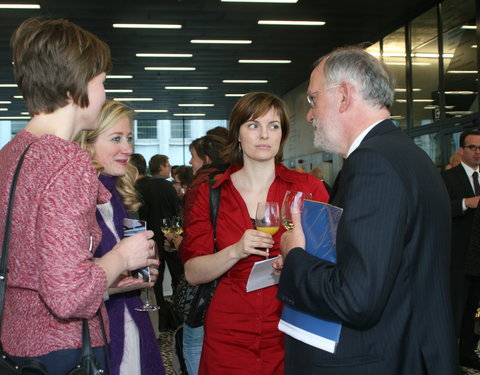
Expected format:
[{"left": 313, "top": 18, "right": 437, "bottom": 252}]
[{"left": 255, "top": 201, "right": 280, "bottom": 258}]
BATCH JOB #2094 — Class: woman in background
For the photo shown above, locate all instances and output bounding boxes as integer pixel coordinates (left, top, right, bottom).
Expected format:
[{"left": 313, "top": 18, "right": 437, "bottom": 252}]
[
  {"left": 76, "top": 100, "right": 164, "bottom": 375},
  {"left": 0, "top": 18, "right": 155, "bottom": 374},
  {"left": 171, "top": 134, "right": 229, "bottom": 375},
  {"left": 173, "top": 165, "right": 194, "bottom": 202},
  {"left": 182, "top": 92, "right": 329, "bottom": 374}
]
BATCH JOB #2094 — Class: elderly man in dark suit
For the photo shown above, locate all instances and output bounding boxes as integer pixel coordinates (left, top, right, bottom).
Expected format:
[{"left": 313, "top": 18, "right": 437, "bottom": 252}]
[
  {"left": 442, "top": 129, "right": 480, "bottom": 370},
  {"left": 277, "top": 46, "right": 458, "bottom": 374}
]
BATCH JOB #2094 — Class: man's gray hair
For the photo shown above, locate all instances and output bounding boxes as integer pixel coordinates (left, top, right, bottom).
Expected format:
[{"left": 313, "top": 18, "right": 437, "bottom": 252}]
[{"left": 317, "top": 46, "right": 396, "bottom": 110}]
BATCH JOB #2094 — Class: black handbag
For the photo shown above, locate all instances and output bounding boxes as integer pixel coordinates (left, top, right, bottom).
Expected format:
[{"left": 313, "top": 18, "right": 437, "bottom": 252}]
[
  {"left": 173, "top": 180, "right": 221, "bottom": 328},
  {"left": 0, "top": 144, "right": 109, "bottom": 375}
]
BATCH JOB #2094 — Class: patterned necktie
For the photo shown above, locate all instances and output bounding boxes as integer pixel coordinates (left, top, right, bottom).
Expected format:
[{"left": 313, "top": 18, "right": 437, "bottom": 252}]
[{"left": 473, "top": 171, "right": 480, "bottom": 196}]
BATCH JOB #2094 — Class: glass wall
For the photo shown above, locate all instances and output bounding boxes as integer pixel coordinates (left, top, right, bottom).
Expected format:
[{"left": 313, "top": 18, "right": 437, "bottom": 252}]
[
  {"left": 443, "top": 0, "right": 478, "bottom": 119},
  {"left": 413, "top": 133, "right": 440, "bottom": 165},
  {"left": 366, "top": 0, "right": 478, "bottom": 169},
  {"left": 382, "top": 28, "right": 408, "bottom": 130},
  {"left": 411, "top": 7, "right": 439, "bottom": 127}
]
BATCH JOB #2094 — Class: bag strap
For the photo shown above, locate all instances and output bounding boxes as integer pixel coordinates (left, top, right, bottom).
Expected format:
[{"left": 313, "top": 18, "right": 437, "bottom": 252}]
[
  {"left": 80, "top": 292, "right": 110, "bottom": 374},
  {"left": 208, "top": 179, "right": 221, "bottom": 252},
  {"left": 0, "top": 143, "right": 34, "bottom": 328}
]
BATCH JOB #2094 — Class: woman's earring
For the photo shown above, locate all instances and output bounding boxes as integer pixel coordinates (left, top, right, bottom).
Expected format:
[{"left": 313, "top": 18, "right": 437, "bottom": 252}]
[{"left": 238, "top": 142, "right": 242, "bottom": 152}]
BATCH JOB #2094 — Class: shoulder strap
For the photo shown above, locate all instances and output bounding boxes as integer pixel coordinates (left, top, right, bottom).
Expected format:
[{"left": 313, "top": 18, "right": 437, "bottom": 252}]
[
  {"left": 209, "top": 179, "right": 221, "bottom": 252},
  {"left": 0, "top": 143, "right": 34, "bottom": 327}
]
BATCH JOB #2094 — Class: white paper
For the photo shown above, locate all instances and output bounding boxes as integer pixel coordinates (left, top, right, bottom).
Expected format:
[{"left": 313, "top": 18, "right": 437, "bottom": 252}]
[
  {"left": 278, "top": 319, "right": 338, "bottom": 353},
  {"left": 246, "top": 255, "right": 281, "bottom": 292}
]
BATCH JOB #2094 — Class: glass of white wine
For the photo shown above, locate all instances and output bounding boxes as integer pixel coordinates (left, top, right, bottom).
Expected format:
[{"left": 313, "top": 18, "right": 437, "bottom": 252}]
[
  {"left": 160, "top": 217, "right": 172, "bottom": 236},
  {"left": 171, "top": 215, "right": 183, "bottom": 236},
  {"left": 255, "top": 202, "right": 280, "bottom": 259},
  {"left": 281, "top": 191, "right": 312, "bottom": 230}
]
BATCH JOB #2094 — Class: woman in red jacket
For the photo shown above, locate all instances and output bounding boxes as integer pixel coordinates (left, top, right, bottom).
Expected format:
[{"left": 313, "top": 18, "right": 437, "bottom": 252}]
[{"left": 182, "top": 92, "right": 329, "bottom": 374}]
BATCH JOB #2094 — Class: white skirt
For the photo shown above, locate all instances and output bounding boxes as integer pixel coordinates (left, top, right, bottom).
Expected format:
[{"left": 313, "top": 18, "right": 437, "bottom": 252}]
[{"left": 119, "top": 305, "right": 141, "bottom": 375}]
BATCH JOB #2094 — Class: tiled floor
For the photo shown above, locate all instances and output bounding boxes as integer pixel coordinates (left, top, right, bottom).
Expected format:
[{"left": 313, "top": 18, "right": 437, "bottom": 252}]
[
  {"left": 158, "top": 328, "right": 480, "bottom": 375},
  {"left": 158, "top": 329, "right": 175, "bottom": 375}
]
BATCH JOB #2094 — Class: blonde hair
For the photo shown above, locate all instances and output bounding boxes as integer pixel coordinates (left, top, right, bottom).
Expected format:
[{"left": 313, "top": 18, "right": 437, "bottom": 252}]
[{"left": 75, "top": 100, "right": 140, "bottom": 211}]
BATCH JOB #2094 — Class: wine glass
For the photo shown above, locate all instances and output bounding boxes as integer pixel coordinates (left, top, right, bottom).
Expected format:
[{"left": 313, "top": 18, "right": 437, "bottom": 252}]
[
  {"left": 281, "top": 191, "right": 312, "bottom": 230},
  {"left": 160, "top": 217, "right": 172, "bottom": 236},
  {"left": 171, "top": 215, "right": 183, "bottom": 236},
  {"left": 255, "top": 202, "right": 280, "bottom": 258},
  {"left": 135, "top": 243, "right": 161, "bottom": 312}
]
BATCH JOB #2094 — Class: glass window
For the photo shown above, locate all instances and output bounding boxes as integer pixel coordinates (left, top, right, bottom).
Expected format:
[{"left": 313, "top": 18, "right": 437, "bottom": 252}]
[
  {"left": 382, "top": 27, "right": 408, "bottom": 130},
  {"left": 171, "top": 119, "right": 192, "bottom": 139},
  {"left": 411, "top": 7, "right": 439, "bottom": 127},
  {"left": 136, "top": 119, "right": 157, "bottom": 139},
  {"left": 443, "top": 0, "right": 478, "bottom": 119},
  {"left": 413, "top": 133, "right": 441, "bottom": 167}
]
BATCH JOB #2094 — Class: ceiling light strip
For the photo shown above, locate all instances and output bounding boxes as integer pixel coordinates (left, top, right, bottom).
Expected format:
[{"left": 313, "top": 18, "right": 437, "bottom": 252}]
[
  {"left": 0, "top": 84, "right": 17, "bottom": 87},
  {"left": 0, "top": 116, "right": 30, "bottom": 119},
  {"left": 223, "top": 80, "right": 267, "bottom": 83},
  {"left": 239, "top": 59, "right": 291, "bottom": 63},
  {"left": 191, "top": 39, "right": 252, "bottom": 44},
  {"left": 136, "top": 53, "right": 193, "bottom": 58},
  {"left": 134, "top": 109, "right": 169, "bottom": 113},
  {"left": 105, "top": 89, "right": 133, "bottom": 93},
  {"left": 145, "top": 67, "right": 196, "bottom": 71},
  {"left": 173, "top": 113, "right": 206, "bottom": 116},
  {"left": 107, "top": 75, "right": 133, "bottom": 79},
  {"left": 258, "top": 20, "right": 325, "bottom": 26},
  {"left": 165, "top": 86, "right": 208, "bottom": 90},
  {"left": 447, "top": 70, "right": 477, "bottom": 74},
  {"left": 0, "top": 4, "right": 40, "bottom": 9},
  {"left": 113, "top": 98, "right": 153, "bottom": 101},
  {"left": 178, "top": 104, "right": 214, "bottom": 107},
  {"left": 113, "top": 23, "right": 182, "bottom": 29}
]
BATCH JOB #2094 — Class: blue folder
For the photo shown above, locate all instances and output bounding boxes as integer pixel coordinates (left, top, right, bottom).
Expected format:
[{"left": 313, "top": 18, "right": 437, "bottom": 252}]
[{"left": 278, "top": 200, "right": 343, "bottom": 353}]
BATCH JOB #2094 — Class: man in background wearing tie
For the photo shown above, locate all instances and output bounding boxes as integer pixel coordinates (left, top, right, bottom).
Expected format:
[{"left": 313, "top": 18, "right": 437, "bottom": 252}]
[{"left": 442, "top": 129, "right": 480, "bottom": 370}]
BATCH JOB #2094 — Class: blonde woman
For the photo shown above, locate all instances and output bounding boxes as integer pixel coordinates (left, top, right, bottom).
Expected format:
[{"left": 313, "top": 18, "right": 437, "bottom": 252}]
[{"left": 76, "top": 100, "right": 165, "bottom": 375}]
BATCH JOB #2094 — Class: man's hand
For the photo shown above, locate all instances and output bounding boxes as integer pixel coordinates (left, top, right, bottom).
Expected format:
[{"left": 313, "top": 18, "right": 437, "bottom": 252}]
[
  {"left": 280, "top": 210, "right": 306, "bottom": 258},
  {"left": 465, "top": 196, "right": 480, "bottom": 209}
]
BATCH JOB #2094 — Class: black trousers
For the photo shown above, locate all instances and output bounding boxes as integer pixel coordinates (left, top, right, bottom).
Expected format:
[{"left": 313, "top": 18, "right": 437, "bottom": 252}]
[
  {"left": 452, "top": 271, "right": 480, "bottom": 357},
  {"left": 153, "top": 248, "right": 183, "bottom": 330}
]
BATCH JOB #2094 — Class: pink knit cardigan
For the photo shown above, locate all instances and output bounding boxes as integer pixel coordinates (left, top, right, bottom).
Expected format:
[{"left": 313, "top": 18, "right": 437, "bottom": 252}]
[{"left": 0, "top": 130, "right": 110, "bottom": 357}]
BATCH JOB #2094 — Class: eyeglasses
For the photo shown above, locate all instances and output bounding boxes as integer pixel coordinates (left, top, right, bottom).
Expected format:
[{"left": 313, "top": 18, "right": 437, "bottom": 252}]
[
  {"left": 306, "top": 84, "right": 340, "bottom": 108},
  {"left": 464, "top": 144, "right": 480, "bottom": 151}
]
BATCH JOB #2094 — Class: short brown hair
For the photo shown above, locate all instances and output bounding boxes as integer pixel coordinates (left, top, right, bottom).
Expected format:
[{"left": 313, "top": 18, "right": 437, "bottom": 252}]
[
  {"left": 224, "top": 92, "right": 290, "bottom": 165},
  {"left": 11, "top": 17, "right": 112, "bottom": 115},
  {"left": 149, "top": 154, "right": 169, "bottom": 175}
]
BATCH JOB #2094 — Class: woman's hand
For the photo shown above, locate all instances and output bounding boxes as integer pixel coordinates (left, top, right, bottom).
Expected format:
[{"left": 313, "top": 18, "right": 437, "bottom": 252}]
[
  {"left": 108, "top": 272, "right": 154, "bottom": 295},
  {"left": 233, "top": 229, "right": 274, "bottom": 259},
  {"left": 113, "top": 230, "right": 158, "bottom": 271}
]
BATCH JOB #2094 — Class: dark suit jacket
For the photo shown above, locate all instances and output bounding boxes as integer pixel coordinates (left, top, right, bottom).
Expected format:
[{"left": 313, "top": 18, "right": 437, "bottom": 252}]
[
  {"left": 277, "top": 120, "right": 458, "bottom": 375},
  {"left": 441, "top": 164, "right": 477, "bottom": 271},
  {"left": 137, "top": 176, "right": 180, "bottom": 244}
]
